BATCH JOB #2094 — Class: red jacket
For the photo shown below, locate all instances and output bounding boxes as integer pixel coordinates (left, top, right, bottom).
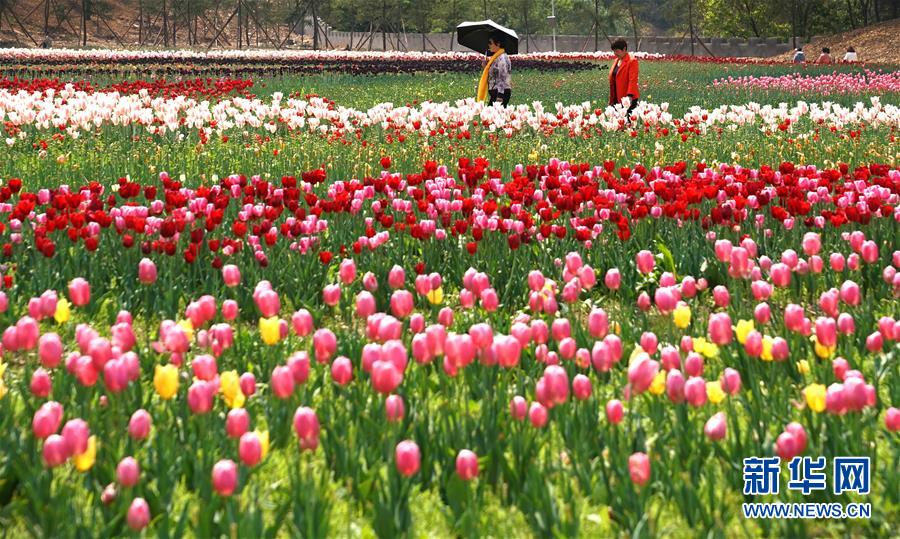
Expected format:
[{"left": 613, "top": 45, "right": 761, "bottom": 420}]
[{"left": 609, "top": 53, "right": 640, "bottom": 106}]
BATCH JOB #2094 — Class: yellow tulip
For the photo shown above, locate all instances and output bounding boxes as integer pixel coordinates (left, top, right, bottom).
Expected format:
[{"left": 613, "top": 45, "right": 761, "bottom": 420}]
[
  {"left": 54, "top": 298, "right": 71, "bottom": 324},
  {"left": 220, "top": 370, "right": 245, "bottom": 409},
  {"left": 760, "top": 336, "right": 774, "bottom": 361},
  {"left": 735, "top": 320, "right": 755, "bottom": 345},
  {"left": 259, "top": 317, "right": 281, "bottom": 346},
  {"left": 426, "top": 286, "right": 444, "bottom": 305},
  {"left": 154, "top": 364, "right": 179, "bottom": 399},
  {"left": 804, "top": 383, "right": 826, "bottom": 412},
  {"left": 707, "top": 381, "right": 726, "bottom": 404},
  {"left": 649, "top": 371, "right": 666, "bottom": 395},
  {"left": 177, "top": 320, "right": 194, "bottom": 342},
  {"left": 257, "top": 430, "right": 270, "bottom": 461},
  {"left": 796, "top": 359, "right": 811, "bottom": 375},
  {"left": 813, "top": 337, "right": 835, "bottom": 359},
  {"left": 0, "top": 362, "right": 7, "bottom": 400},
  {"left": 73, "top": 436, "right": 97, "bottom": 472},
  {"left": 672, "top": 304, "right": 691, "bottom": 329},
  {"left": 693, "top": 337, "right": 719, "bottom": 359}
]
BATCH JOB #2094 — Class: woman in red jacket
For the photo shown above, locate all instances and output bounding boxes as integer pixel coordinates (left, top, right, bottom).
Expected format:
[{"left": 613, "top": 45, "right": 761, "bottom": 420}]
[{"left": 609, "top": 39, "right": 640, "bottom": 118}]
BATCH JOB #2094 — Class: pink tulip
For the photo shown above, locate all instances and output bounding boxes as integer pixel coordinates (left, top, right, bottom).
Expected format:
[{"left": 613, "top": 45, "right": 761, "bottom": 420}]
[
  {"left": 117, "top": 457, "right": 140, "bottom": 487},
  {"left": 815, "top": 317, "right": 837, "bottom": 347},
  {"left": 636, "top": 250, "right": 655, "bottom": 274},
  {"left": 469, "top": 323, "right": 494, "bottom": 349},
  {"left": 720, "top": 368, "right": 742, "bottom": 394},
  {"left": 221, "top": 300, "right": 238, "bottom": 321},
  {"left": 290, "top": 309, "right": 314, "bottom": 337},
  {"left": 331, "top": 356, "right": 353, "bottom": 386},
  {"left": 30, "top": 368, "right": 52, "bottom": 398},
  {"left": 37, "top": 332, "right": 63, "bottom": 368},
  {"left": 255, "top": 288, "right": 280, "bottom": 318},
  {"left": 129, "top": 409, "right": 152, "bottom": 440},
  {"left": 712, "top": 286, "right": 730, "bottom": 308},
  {"left": 240, "top": 372, "right": 256, "bottom": 397},
  {"left": 388, "top": 265, "right": 406, "bottom": 289},
  {"left": 754, "top": 303, "right": 771, "bottom": 325},
  {"left": 605, "top": 268, "right": 622, "bottom": 290},
  {"left": 666, "top": 370, "right": 685, "bottom": 403},
  {"left": 138, "top": 258, "right": 157, "bottom": 284},
  {"left": 68, "top": 278, "right": 91, "bottom": 307},
  {"left": 187, "top": 381, "right": 215, "bottom": 414},
  {"left": 639, "top": 332, "right": 658, "bottom": 355},
  {"left": 363, "top": 271, "right": 378, "bottom": 291},
  {"left": 494, "top": 335, "right": 522, "bottom": 368},
  {"left": 239, "top": 432, "right": 263, "bottom": 467},
  {"left": 684, "top": 376, "right": 707, "bottom": 407},
  {"left": 456, "top": 449, "right": 479, "bottom": 481},
  {"left": 606, "top": 399, "right": 624, "bottom": 424},
  {"left": 860, "top": 240, "right": 879, "bottom": 264},
  {"left": 510, "top": 395, "right": 528, "bottom": 421},
  {"left": 865, "top": 332, "right": 883, "bottom": 352},
  {"left": 409, "top": 313, "right": 425, "bottom": 334},
  {"left": 353, "top": 291, "right": 375, "bottom": 318},
  {"left": 212, "top": 459, "right": 238, "bottom": 496},
  {"left": 371, "top": 360, "right": 403, "bottom": 394},
  {"left": 572, "top": 374, "right": 592, "bottom": 400},
  {"left": 293, "top": 406, "right": 320, "bottom": 448},
  {"left": 191, "top": 355, "right": 218, "bottom": 381},
  {"left": 628, "top": 355, "right": 660, "bottom": 394},
  {"left": 840, "top": 280, "right": 861, "bottom": 306},
  {"left": 480, "top": 288, "right": 499, "bottom": 312},
  {"left": 226, "top": 408, "right": 250, "bottom": 439},
  {"left": 830, "top": 252, "right": 846, "bottom": 272},
  {"left": 313, "top": 328, "right": 337, "bottom": 363},
  {"left": 771, "top": 337, "right": 789, "bottom": 361},
  {"left": 32, "top": 401, "right": 63, "bottom": 439},
  {"left": 16, "top": 317, "right": 39, "bottom": 350},
  {"left": 801, "top": 232, "right": 821, "bottom": 256},
  {"left": 222, "top": 264, "right": 241, "bottom": 287},
  {"left": 42, "top": 434, "right": 69, "bottom": 467},
  {"left": 784, "top": 304, "right": 805, "bottom": 333},
  {"left": 390, "top": 290, "right": 414, "bottom": 318},
  {"left": 271, "top": 365, "right": 295, "bottom": 399},
  {"left": 684, "top": 352, "right": 704, "bottom": 376},
  {"left": 287, "top": 352, "right": 310, "bottom": 385},
  {"left": 587, "top": 308, "right": 609, "bottom": 338},
  {"left": 704, "top": 412, "right": 727, "bottom": 441},
  {"left": 395, "top": 440, "right": 421, "bottom": 477},
  {"left": 636, "top": 292, "right": 651, "bottom": 312},
  {"left": 770, "top": 263, "right": 791, "bottom": 287},
  {"left": 126, "top": 498, "right": 150, "bottom": 530},
  {"left": 322, "top": 284, "right": 341, "bottom": 307},
  {"left": 528, "top": 402, "right": 549, "bottom": 428},
  {"left": 775, "top": 432, "right": 800, "bottom": 461},
  {"left": 528, "top": 270, "right": 545, "bottom": 291},
  {"left": 707, "top": 313, "right": 733, "bottom": 345},
  {"left": 714, "top": 239, "right": 733, "bottom": 262},
  {"left": 628, "top": 452, "right": 651, "bottom": 486},
  {"left": 338, "top": 258, "right": 357, "bottom": 284},
  {"left": 837, "top": 313, "right": 855, "bottom": 335},
  {"left": 886, "top": 407, "right": 900, "bottom": 432},
  {"left": 785, "top": 423, "right": 807, "bottom": 453},
  {"left": 385, "top": 394, "right": 405, "bottom": 422}
]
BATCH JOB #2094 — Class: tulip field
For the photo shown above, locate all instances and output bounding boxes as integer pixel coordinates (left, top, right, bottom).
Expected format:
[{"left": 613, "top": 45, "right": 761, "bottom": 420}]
[{"left": 0, "top": 49, "right": 898, "bottom": 537}]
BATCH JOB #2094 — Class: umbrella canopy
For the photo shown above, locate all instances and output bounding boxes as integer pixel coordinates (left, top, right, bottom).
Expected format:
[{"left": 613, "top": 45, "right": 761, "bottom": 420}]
[{"left": 456, "top": 20, "right": 519, "bottom": 55}]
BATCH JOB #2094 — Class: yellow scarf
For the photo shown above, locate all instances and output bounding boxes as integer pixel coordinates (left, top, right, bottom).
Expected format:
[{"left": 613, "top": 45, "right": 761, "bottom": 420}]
[{"left": 477, "top": 48, "right": 505, "bottom": 102}]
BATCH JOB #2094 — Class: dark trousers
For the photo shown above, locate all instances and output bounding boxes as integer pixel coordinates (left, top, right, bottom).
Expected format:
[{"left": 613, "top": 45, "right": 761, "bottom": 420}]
[
  {"left": 626, "top": 98, "right": 639, "bottom": 116},
  {"left": 489, "top": 89, "right": 511, "bottom": 107}
]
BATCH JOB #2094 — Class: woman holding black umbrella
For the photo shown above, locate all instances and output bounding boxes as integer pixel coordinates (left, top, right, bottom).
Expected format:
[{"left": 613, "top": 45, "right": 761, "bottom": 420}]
[{"left": 478, "top": 32, "right": 512, "bottom": 107}]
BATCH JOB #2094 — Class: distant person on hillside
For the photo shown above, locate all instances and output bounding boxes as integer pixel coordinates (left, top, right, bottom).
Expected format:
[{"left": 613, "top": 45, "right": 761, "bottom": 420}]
[
  {"left": 609, "top": 39, "right": 640, "bottom": 118},
  {"left": 477, "top": 33, "right": 511, "bottom": 107},
  {"left": 843, "top": 46, "right": 858, "bottom": 62},
  {"left": 792, "top": 48, "right": 806, "bottom": 63},
  {"left": 817, "top": 47, "right": 833, "bottom": 64}
]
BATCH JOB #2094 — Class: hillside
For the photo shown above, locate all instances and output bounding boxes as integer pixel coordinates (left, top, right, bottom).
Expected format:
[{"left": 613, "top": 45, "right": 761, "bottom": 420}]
[{"left": 776, "top": 18, "right": 900, "bottom": 64}]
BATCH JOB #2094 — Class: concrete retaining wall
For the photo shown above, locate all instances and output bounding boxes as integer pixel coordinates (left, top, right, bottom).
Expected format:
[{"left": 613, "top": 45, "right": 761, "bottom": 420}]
[{"left": 320, "top": 30, "right": 797, "bottom": 58}]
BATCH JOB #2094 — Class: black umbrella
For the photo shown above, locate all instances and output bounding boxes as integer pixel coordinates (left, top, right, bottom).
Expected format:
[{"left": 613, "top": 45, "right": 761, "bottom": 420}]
[{"left": 456, "top": 20, "right": 519, "bottom": 55}]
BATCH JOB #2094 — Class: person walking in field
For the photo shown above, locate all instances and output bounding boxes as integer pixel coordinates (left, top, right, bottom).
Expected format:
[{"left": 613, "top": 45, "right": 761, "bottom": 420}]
[
  {"left": 609, "top": 39, "right": 640, "bottom": 118},
  {"left": 817, "top": 47, "right": 833, "bottom": 64},
  {"left": 478, "top": 33, "right": 512, "bottom": 107}
]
